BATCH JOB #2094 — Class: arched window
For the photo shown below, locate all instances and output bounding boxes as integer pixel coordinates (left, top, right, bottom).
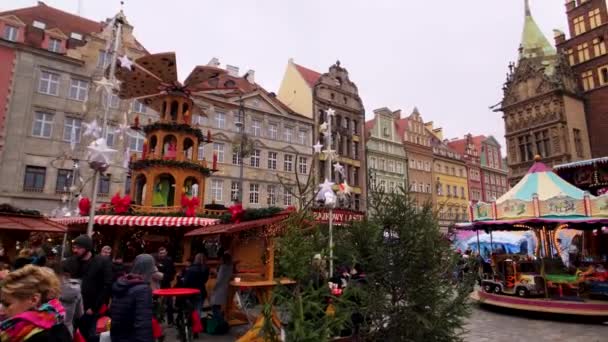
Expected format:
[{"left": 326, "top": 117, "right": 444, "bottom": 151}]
[{"left": 153, "top": 174, "right": 176, "bottom": 207}]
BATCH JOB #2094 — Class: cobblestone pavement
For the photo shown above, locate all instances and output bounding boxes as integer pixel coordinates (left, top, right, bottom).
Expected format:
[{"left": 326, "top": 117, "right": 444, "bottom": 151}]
[{"left": 463, "top": 303, "right": 608, "bottom": 342}]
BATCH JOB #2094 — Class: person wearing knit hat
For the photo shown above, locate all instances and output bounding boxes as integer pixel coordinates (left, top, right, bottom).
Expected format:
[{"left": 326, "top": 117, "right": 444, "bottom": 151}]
[
  {"left": 68, "top": 234, "right": 113, "bottom": 342},
  {"left": 110, "top": 254, "right": 154, "bottom": 342}
]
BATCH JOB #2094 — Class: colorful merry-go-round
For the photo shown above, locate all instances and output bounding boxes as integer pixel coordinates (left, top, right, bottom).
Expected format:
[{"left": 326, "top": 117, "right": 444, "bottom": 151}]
[{"left": 456, "top": 156, "right": 608, "bottom": 317}]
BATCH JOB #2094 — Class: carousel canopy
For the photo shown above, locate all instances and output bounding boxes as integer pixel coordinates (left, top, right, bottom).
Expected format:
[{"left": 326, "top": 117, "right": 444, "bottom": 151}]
[
  {"left": 497, "top": 159, "right": 591, "bottom": 204},
  {"left": 51, "top": 215, "right": 219, "bottom": 228}
]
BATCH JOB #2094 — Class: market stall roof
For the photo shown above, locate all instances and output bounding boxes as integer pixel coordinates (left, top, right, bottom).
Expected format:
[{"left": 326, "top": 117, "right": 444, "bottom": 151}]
[
  {"left": 185, "top": 214, "right": 289, "bottom": 237},
  {"left": 51, "top": 215, "right": 219, "bottom": 228},
  {"left": 496, "top": 158, "right": 591, "bottom": 204},
  {"left": 0, "top": 214, "right": 67, "bottom": 233},
  {"left": 554, "top": 157, "right": 608, "bottom": 170}
]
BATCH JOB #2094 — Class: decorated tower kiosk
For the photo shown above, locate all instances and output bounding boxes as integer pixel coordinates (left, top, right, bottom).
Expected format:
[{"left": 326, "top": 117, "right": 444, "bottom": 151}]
[{"left": 115, "top": 52, "right": 225, "bottom": 214}]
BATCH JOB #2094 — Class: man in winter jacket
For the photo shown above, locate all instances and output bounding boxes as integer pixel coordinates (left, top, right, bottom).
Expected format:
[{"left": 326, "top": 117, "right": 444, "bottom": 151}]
[
  {"left": 70, "top": 235, "right": 113, "bottom": 342},
  {"left": 154, "top": 247, "right": 175, "bottom": 324}
]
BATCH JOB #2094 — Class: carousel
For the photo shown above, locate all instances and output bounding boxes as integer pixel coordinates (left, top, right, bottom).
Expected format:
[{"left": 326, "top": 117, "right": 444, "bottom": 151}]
[{"left": 457, "top": 156, "right": 608, "bottom": 317}]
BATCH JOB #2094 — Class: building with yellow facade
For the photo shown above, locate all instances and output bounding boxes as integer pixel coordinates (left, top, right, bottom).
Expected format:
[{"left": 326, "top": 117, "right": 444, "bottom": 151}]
[{"left": 429, "top": 126, "right": 468, "bottom": 232}]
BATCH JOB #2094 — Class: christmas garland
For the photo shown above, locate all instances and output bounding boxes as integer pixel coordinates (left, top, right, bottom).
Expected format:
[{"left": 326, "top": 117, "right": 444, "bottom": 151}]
[
  {"left": 0, "top": 204, "right": 42, "bottom": 217},
  {"left": 129, "top": 159, "right": 213, "bottom": 176},
  {"left": 93, "top": 205, "right": 281, "bottom": 223},
  {"left": 143, "top": 122, "right": 209, "bottom": 142}
]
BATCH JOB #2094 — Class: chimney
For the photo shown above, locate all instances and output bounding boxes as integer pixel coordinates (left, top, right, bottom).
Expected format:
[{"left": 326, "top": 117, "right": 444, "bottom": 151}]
[
  {"left": 207, "top": 57, "right": 220, "bottom": 67},
  {"left": 244, "top": 69, "right": 255, "bottom": 84},
  {"left": 226, "top": 65, "right": 239, "bottom": 77},
  {"left": 553, "top": 29, "right": 566, "bottom": 45}
]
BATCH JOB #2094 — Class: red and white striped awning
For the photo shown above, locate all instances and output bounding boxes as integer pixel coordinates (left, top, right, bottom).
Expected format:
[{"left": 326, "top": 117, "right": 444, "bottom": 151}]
[{"left": 51, "top": 215, "right": 219, "bottom": 228}]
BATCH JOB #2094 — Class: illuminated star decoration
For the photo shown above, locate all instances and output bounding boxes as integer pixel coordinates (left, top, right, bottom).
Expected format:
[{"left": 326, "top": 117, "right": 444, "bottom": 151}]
[
  {"left": 313, "top": 141, "right": 324, "bottom": 154},
  {"left": 83, "top": 120, "right": 102, "bottom": 138},
  {"left": 118, "top": 55, "right": 134, "bottom": 71},
  {"left": 115, "top": 112, "right": 131, "bottom": 141},
  {"left": 317, "top": 178, "right": 336, "bottom": 206},
  {"left": 87, "top": 138, "right": 117, "bottom": 170},
  {"left": 322, "top": 149, "right": 337, "bottom": 160},
  {"left": 94, "top": 76, "right": 115, "bottom": 93},
  {"left": 333, "top": 162, "right": 345, "bottom": 178},
  {"left": 325, "top": 108, "right": 336, "bottom": 117},
  {"left": 319, "top": 122, "right": 328, "bottom": 134},
  {"left": 339, "top": 182, "right": 352, "bottom": 197}
]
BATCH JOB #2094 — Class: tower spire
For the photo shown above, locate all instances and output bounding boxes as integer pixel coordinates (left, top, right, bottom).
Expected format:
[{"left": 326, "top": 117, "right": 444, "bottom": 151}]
[
  {"left": 519, "top": 0, "right": 555, "bottom": 60},
  {"left": 524, "top": 0, "right": 531, "bottom": 17}
]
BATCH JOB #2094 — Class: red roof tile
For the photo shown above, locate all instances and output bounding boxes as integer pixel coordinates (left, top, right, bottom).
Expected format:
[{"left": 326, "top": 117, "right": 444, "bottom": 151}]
[
  {"left": 364, "top": 119, "right": 375, "bottom": 138},
  {"left": 448, "top": 135, "right": 486, "bottom": 155},
  {"left": 185, "top": 214, "right": 290, "bottom": 237},
  {"left": 294, "top": 63, "right": 321, "bottom": 88},
  {"left": 1, "top": 2, "right": 103, "bottom": 50}
]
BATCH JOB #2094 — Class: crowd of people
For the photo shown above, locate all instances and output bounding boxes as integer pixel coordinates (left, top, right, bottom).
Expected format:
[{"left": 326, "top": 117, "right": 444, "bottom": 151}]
[{"left": 0, "top": 236, "right": 235, "bottom": 342}]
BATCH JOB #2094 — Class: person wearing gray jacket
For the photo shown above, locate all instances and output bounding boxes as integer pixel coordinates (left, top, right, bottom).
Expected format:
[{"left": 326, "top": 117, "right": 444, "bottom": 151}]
[
  {"left": 210, "top": 253, "right": 233, "bottom": 321},
  {"left": 59, "top": 260, "right": 84, "bottom": 336}
]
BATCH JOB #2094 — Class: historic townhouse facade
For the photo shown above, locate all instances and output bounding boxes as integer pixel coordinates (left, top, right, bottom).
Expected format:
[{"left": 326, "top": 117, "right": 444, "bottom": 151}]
[
  {"left": 448, "top": 134, "right": 483, "bottom": 204},
  {"left": 193, "top": 67, "right": 313, "bottom": 209},
  {"left": 0, "top": 3, "right": 151, "bottom": 214},
  {"left": 556, "top": 0, "right": 608, "bottom": 157},
  {"left": 398, "top": 108, "right": 434, "bottom": 207},
  {"left": 278, "top": 59, "right": 367, "bottom": 211},
  {"left": 365, "top": 107, "right": 408, "bottom": 194},
  {"left": 499, "top": 1, "right": 591, "bottom": 186}
]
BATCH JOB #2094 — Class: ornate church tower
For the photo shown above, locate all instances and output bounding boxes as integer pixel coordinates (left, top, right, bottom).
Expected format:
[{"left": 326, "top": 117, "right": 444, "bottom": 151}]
[{"left": 499, "top": 0, "right": 592, "bottom": 186}]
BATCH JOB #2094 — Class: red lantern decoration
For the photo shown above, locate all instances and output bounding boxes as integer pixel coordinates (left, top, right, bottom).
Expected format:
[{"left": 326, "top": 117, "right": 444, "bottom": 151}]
[
  {"left": 78, "top": 197, "right": 91, "bottom": 216},
  {"left": 111, "top": 193, "right": 131, "bottom": 214},
  {"left": 181, "top": 194, "right": 200, "bottom": 217},
  {"left": 229, "top": 203, "right": 245, "bottom": 223}
]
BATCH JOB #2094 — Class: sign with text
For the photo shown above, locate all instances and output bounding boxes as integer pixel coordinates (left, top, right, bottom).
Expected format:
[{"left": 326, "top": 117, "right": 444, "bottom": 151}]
[{"left": 313, "top": 208, "right": 365, "bottom": 225}]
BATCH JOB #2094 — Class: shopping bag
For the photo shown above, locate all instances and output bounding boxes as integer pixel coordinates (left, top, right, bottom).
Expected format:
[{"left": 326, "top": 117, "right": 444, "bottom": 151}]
[
  {"left": 152, "top": 318, "right": 163, "bottom": 338},
  {"left": 191, "top": 311, "right": 203, "bottom": 334},
  {"left": 73, "top": 329, "right": 86, "bottom": 342}
]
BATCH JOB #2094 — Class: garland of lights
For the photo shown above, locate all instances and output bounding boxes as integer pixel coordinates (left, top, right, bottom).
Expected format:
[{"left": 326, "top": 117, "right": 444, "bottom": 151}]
[
  {"left": 129, "top": 159, "right": 213, "bottom": 176},
  {"left": 143, "top": 122, "right": 209, "bottom": 143}
]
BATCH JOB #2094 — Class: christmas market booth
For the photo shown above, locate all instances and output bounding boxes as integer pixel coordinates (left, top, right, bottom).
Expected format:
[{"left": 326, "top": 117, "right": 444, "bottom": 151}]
[
  {"left": 0, "top": 204, "right": 68, "bottom": 263},
  {"left": 456, "top": 156, "right": 608, "bottom": 317}
]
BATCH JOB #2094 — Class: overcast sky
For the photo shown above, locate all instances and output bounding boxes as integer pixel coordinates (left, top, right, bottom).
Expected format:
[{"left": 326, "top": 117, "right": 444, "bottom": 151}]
[{"left": 4, "top": 0, "right": 568, "bottom": 149}]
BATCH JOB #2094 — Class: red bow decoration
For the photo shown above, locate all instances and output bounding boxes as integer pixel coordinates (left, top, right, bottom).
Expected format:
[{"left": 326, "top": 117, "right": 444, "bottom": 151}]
[
  {"left": 181, "top": 194, "right": 200, "bottom": 217},
  {"left": 78, "top": 197, "right": 91, "bottom": 216},
  {"left": 229, "top": 203, "right": 245, "bottom": 223},
  {"left": 111, "top": 193, "right": 131, "bottom": 214}
]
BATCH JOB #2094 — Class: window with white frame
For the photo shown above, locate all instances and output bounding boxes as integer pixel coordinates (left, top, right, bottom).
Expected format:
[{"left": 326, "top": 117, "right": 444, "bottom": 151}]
[
  {"left": 283, "top": 186, "right": 293, "bottom": 206},
  {"left": 98, "top": 50, "right": 112, "bottom": 68},
  {"left": 132, "top": 101, "right": 147, "bottom": 113},
  {"left": 417, "top": 160, "right": 423, "bottom": 170},
  {"left": 425, "top": 183, "right": 431, "bottom": 194},
  {"left": 38, "top": 71, "right": 59, "bottom": 95},
  {"left": 410, "top": 181, "right": 417, "bottom": 192},
  {"left": 231, "top": 181, "right": 240, "bottom": 202},
  {"left": 211, "top": 179, "right": 223, "bottom": 202},
  {"left": 298, "top": 156, "right": 307, "bottom": 174},
  {"left": 213, "top": 143, "right": 225, "bottom": 162},
  {"left": 370, "top": 157, "right": 376, "bottom": 169},
  {"left": 267, "top": 185, "right": 277, "bottom": 205},
  {"left": 437, "top": 183, "right": 443, "bottom": 196},
  {"left": 48, "top": 38, "right": 62, "bottom": 53},
  {"left": 388, "top": 181, "right": 395, "bottom": 193},
  {"left": 129, "top": 133, "right": 145, "bottom": 152},
  {"left": 215, "top": 112, "right": 226, "bottom": 129},
  {"left": 69, "top": 79, "right": 88, "bottom": 101},
  {"left": 379, "top": 159, "right": 385, "bottom": 170},
  {"left": 284, "top": 126, "right": 293, "bottom": 142},
  {"left": 62, "top": 117, "right": 81, "bottom": 143},
  {"left": 252, "top": 119, "right": 262, "bottom": 137},
  {"left": 249, "top": 183, "right": 259, "bottom": 204},
  {"left": 250, "top": 149, "right": 260, "bottom": 168},
  {"left": 268, "top": 123, "right": 278, "bottom": 139},
  {"left": 460, "top": 186, "right": 465, "bottom": 198},
  {"left": 388, "top": 161, "right": 395, "bottom": 173},
  {"left": 198, "top": 146, "right": 205, "bottom": 160},
  {"left": 425, "top": 161, "right": 431, "bottom": 171},
  {"left": 102, "top": 92, "right": 120, "bottom": 109},
  {"left": 379, "top": 180, "right": 386, "bottom": 192},
  {"left": 396, "top": 162, "right": 403, "bottom": 174},
  {"left": 3, "top": 25, "right": 18, "bottom": 41},
  {"left": 232, "top": 151, "right": 242, "bottom": 165},
  {"left": 32, "top": 112, "right": 54, "bottom": 138},
  {"left": 284, "top": 154, "right": 293, "bottom": 172},
  {"left": 268, "top": 152, "right": 277, "bottom": 170},
  {"left": 409, "top": 159, "right": 416, "bottom": 169},
  {"left": 298, "top": 129, "right": 307, "bottom": 145},
  {"left": 106, "top": 127, "right": 116, "bottom": 147}
]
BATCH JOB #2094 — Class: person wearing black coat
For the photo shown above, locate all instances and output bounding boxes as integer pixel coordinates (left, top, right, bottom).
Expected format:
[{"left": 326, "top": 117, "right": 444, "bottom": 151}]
[
  {"left": 154, "top": 247, "right": 175, "bottom": 324},
  {"left": 69, "top": 235, "right": 113, "bottom": 342},
  {"left": 110, "top": 254, "right": 154, "bottom": 342},
  {"left": 183, "top": 253, "right": 210, "bottom": 314}
]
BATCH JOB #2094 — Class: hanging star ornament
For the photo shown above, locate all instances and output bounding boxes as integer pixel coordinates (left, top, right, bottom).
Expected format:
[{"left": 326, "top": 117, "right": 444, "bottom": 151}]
[
  {"left": 118, "top": 55, "right": 134, "bottom": 71},
  {"left": 324, "top": 191, "right": 337, "bottom": 208},
  {"left": 115, "top": 112, "right": 131, "bottom": 141},
  {"left": 87, "top": 137, "right": 117, "bottom": 171},
  {"left": 325, "top": 108, "right": 336, "bottom": 117},
  {"left": 322, "top": 149, "right": 337, "bottom": 160},
  {"left": 319, "top": 122, "right": 328, "bottom": 134},
  {"left": 316, "top": 178, "right": 336, "bottom": 203},
  {"left": 313, "top": 141, "right": 324, "bottom": 154},
  {"left": 333, "top": 162, "right": 345, "bottom": 178},
  {"left": 339, "top": 182, "right": 352, "bottom": 197},
  {"left": 94, "top": 76, "right": 115, "bottom": 93},
  {"left": 83, "top": 120, "right": 102, "bottom": 138}
]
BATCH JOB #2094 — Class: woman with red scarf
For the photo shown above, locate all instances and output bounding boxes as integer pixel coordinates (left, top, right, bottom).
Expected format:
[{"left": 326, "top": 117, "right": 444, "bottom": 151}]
[{"left": 0, "top": 264, "right": 71, "bottom": 342}]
